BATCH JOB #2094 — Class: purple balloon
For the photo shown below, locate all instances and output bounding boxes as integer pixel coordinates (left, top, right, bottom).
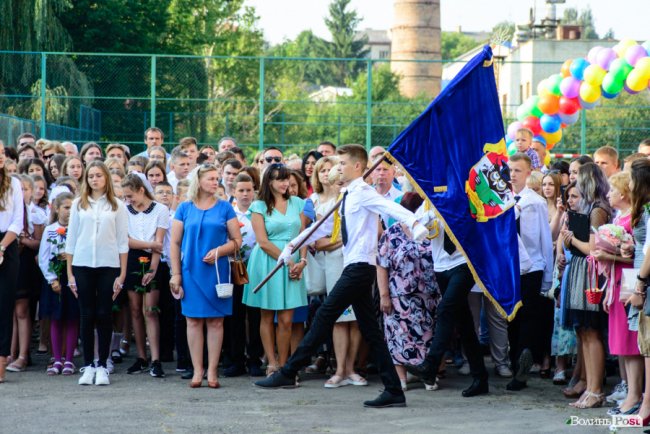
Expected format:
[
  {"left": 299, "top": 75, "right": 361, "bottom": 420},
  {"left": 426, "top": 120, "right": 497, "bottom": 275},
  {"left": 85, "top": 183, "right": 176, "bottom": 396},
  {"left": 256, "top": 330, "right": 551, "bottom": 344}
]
[
  {"left": 587, "top": 46, "right": 603, "bottom": 64},
  {"left": 624, "top": 84, "right": 640, "bottom": 95},
  {"left": 625, "top": 45, "right": 648, "bottom": 67},
  {"left": 507, "top": 121, "right": 523, "bottom": 139},
  {"left": 596, "top": 48, "right": 618, "bottom": 71},
  {"left": 560, "top": 76, "right": 581, "bottom": 98},
  {"left": 558, "top": 111, "right": 580, "bottom": 125}
]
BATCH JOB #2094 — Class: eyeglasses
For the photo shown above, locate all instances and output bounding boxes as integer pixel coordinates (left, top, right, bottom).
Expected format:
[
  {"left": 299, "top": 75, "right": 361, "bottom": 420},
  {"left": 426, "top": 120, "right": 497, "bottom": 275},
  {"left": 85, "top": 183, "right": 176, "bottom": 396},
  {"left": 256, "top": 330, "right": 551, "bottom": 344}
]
[{"left": 265, "top": 156, "right": 282, "bottom": 163}]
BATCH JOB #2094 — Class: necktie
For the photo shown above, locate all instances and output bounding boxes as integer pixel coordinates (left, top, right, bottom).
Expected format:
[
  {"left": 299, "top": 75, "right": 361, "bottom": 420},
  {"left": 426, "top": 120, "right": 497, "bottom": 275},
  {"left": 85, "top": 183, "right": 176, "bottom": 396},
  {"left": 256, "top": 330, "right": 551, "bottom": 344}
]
[
  {"left": 341, "top": 191, "right": 349, "bottom": 246},
  {"left": 443, "top": 231, "right": 456, "bottom": 256},
  {"left": 515, "top": 195, "right": 521, "bottom": 235}
]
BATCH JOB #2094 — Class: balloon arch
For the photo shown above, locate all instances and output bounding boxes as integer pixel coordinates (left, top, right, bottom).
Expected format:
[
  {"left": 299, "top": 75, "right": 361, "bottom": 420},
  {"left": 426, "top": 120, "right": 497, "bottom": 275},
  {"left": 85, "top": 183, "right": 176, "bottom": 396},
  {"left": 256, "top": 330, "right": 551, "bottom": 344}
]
[{"left": 505, "top": 38, "right": 650, "bottom": 162}]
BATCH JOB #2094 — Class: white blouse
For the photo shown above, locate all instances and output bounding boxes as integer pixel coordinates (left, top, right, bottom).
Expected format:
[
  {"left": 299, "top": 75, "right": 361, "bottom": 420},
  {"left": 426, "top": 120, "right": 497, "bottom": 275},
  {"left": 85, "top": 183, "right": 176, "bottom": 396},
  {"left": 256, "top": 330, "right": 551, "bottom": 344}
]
[
  {"left": 38, "top": 222, "right": 66, "bottom": 283},
  {"left": 0, "top": 177, "right": 24, "bottom": 236},
  {"left": 65, "top": 195, "right": 129, "bottom": 268},
  {"left": 126, "top": 201, "right": 170, "bottom": 249}
]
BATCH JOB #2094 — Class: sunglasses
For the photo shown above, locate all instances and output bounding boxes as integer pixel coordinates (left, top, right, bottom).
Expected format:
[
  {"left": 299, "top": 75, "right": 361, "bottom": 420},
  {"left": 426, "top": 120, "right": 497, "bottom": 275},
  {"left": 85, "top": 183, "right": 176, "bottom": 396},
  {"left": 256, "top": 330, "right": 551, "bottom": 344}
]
[
  {"left": 265, "top": 156, "right": 282, "bottom": 163},
  {"left": 43, "top": 153, "right": 55, "bottom": 160}
]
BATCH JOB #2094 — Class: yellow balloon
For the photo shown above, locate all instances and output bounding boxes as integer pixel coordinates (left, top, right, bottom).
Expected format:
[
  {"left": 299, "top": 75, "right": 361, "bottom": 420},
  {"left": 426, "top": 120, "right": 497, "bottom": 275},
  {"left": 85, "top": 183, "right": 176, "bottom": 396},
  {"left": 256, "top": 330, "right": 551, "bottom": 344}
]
[
  {"left": 579, "top": 82, "right": 601, "bottom": 103},
  {"left": 542, "top": 129, "right": 562, "bottom": 145},
  {"left": 626, "top": 69, "right": 649, "bottom": 92},
  {"left": 544, "top": 154, "right": 551, "bottom": 167},
  {"left": 614, "top": 39, "right": 637, "bottom": 57},
  {"left": 537, "top": 79, "right": 548, "bottom": 95},
  {"left": 583, "top": 64, "right": 607, "bottom": 86},
  {"left": 636, "top": 57, "right": 650, "bottom": 79}
]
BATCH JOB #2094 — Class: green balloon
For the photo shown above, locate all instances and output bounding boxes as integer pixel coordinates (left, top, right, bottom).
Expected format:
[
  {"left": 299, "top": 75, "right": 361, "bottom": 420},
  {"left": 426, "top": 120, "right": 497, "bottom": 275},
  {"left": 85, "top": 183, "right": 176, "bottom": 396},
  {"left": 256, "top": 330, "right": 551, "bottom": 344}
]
[
  {"left": 601, "top": 72, "right": 624, "bottom": 95},
  {"left": 609, "top": 59, "right": 633, "bottom": 83},
  {"left": 547, "top": 74, "right": 563, "bottom": 96},
  {"left": 507, "top": 142, "right": 518, "bottom": 156},
  {"left": 529, "top": 96, "right": 543, "bottom": 117}
]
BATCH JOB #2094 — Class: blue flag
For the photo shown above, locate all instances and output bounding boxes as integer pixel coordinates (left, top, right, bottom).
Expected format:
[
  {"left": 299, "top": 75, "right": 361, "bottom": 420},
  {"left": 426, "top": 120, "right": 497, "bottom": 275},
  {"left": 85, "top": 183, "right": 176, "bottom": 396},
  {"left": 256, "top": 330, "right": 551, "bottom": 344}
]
[{"left": 386, "top": 46, "right": 521, "bottom": 319}]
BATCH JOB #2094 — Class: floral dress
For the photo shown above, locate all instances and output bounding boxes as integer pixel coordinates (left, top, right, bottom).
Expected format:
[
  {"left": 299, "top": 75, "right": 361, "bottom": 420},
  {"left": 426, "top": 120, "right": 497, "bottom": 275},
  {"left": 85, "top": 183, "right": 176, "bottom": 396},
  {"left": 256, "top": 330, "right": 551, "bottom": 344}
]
[{"left": 377, "top": 223, "right": 439, "bottom": 366}]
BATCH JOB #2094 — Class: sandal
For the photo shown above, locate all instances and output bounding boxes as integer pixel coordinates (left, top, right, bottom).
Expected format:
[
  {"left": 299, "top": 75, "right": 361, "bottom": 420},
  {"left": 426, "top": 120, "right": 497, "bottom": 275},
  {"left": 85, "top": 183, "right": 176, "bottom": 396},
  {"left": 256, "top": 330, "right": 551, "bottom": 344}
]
[
  {"left": 569, "top": 390, "right": 589, "bottom": 408},
  {"left": 563, "top": 380, "right": 586, "bottom": 398},
  {"left": 347, "top": 373, "right": 368, "bottom": 386},
  {"left": 62, "top": 361, "right": 76, "bottom": 376},
  {"left": 553, "top": 370, "right": 567, "bottom": 385},
  {"left": 47, "top": 361, "right": 63, "bottom": 376},
  {"left": 305, "top": 356, "right": 327, "bottom": 374},
  {"left": 574, "top": 391, "right": 604, "bottom": 409},
  {"left": 324, "top": 374, "right": 349, "bottom": 388},
  {"left": 6, "top": 356, "right": 27, "bottom": 372}
]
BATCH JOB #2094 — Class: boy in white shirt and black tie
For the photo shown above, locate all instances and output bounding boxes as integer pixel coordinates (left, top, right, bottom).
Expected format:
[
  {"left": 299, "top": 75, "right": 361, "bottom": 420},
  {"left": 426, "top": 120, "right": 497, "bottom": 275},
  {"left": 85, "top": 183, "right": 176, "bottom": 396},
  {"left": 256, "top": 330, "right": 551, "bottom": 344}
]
[{"left": 255, "top": 144, "right": 427, "bottom": 408}]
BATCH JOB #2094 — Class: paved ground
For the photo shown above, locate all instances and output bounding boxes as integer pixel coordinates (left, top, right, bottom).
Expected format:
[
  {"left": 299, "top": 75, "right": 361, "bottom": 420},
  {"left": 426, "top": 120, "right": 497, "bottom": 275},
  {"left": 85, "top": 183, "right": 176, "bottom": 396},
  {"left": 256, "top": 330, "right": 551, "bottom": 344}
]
[{"left": 1, "top": 353, "right": 637, "bottom": 434}]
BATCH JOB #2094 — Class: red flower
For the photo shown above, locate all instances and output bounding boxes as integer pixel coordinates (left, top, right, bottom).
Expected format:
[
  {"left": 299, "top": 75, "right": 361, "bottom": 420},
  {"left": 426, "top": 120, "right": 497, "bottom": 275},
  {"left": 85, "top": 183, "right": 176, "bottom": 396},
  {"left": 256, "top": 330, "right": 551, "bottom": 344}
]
[
  {"left": 239, "top": 221, "right": 245, "bottom": 228},
  {"left": 56, "top": 227, "right": 66, "bottom": 236},
  {"left": 138, "top": 256, "right": 150, "bottom": 264}
]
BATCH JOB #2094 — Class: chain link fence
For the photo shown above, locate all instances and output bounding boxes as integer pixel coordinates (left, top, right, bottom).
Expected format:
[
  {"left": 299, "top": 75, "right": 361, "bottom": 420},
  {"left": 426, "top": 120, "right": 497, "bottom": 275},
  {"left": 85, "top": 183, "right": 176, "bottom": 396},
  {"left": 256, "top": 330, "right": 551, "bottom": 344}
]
[{"left": 0, "top": 50, "right": 648, "bottom": 158}]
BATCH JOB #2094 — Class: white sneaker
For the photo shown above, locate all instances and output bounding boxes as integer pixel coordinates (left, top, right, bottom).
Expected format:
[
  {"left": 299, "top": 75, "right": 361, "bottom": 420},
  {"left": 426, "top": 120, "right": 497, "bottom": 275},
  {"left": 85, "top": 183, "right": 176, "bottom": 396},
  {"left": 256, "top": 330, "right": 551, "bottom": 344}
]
[
  {"left": 606, "top": 382, "right": 628, "bottom": 403},
  {"left": 106, "top": 358, "right": 115, "bottom": 374},
  {"left": 78, "top": 366, "right": 96, "bottom": 385},
  {"left": 458, "top": 362, "right": 470, "bottom": 375},
  {"left": 496, "top": 365, "right": 513, "bottom": 378},
  {"left": 95, "top": 366, "right": 110, "bottom": 386}
]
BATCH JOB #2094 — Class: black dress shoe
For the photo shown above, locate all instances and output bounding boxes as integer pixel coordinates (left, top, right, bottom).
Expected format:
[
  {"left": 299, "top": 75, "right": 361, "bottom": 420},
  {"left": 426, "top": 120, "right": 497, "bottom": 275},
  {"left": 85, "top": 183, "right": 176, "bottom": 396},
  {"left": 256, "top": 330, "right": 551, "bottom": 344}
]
[
  {"left": 404, "top": 359, "right": 437, "bottom": 383},
  {"left": 223, "top": 364, "right": 247, "bottom": 377},
  {"left": 363, "top": 390, "right": 406, "bottom": 408},
  {"left": 254, "top": 371, "right": 297, "bottom": 389},
  {"left": 506, "top": 378, "right": 527, "bottom": 391},
  {"left": 181, "top": 369, "right": 194, "bottom": 380},
  {"left": 462, "top": 378, "right": 489, "bottom": 397}
]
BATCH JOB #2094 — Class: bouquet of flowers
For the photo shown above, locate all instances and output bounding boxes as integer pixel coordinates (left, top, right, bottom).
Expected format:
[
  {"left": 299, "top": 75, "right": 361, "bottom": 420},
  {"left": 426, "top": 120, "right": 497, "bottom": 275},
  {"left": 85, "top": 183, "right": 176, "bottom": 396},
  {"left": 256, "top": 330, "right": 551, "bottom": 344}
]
[{"left": 595, "top": 224, "right": 633, "bottom": 255}]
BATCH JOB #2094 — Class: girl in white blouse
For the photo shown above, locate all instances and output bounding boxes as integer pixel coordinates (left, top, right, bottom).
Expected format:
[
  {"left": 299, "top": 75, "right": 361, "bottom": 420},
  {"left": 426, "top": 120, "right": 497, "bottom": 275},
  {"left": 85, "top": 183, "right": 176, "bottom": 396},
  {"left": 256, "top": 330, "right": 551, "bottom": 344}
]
[
  {"left": 120, "top": 174, "right": 169, "bottom": 378},
  {"left": 0, "top": 141, "right": 24, "bottom": 384},
  {"left": 65, "top": 161, "right": 129, "bottom": 386}
]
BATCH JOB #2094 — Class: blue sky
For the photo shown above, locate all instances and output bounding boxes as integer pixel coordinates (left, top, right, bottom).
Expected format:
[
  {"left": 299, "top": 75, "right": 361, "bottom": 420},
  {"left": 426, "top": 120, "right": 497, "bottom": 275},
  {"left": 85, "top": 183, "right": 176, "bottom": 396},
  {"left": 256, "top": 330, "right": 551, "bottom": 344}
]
[{"left": 245, "top": 0, "right": 647, "bottom": 45}]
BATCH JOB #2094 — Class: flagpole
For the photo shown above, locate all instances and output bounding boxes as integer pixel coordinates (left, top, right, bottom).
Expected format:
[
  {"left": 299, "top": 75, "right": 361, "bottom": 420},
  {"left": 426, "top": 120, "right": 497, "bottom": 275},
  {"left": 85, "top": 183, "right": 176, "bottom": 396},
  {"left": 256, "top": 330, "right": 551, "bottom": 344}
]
[{"left": 252, "top": 155, "right": 387, "bottom": 294}]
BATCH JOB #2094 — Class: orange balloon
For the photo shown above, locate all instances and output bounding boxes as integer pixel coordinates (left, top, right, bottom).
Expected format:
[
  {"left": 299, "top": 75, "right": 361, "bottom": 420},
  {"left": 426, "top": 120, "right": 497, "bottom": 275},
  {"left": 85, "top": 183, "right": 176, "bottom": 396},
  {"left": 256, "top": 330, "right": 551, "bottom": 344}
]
[
  {"left": 560, "top": 59, "right": 572, "bottom": 78},
  {"left": 546, "top": 141, "right": 555, "bottom": 151},
  {"left": 537, "top": 94, "right": 560, "bottom": 115}
]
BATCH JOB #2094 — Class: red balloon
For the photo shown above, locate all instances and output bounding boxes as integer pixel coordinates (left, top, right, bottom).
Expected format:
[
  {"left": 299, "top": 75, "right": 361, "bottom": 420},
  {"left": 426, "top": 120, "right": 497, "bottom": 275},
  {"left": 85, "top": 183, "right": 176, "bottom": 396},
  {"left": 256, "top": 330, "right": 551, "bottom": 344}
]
[
  {"left": 559, "top": 96, "right": 580, "bottom": 115},
  {"left": 537, "top": 94, "right": 560, "bottom": 115},
  {"left": 522, "top": 116, "right": 542, "bottom": 136}
]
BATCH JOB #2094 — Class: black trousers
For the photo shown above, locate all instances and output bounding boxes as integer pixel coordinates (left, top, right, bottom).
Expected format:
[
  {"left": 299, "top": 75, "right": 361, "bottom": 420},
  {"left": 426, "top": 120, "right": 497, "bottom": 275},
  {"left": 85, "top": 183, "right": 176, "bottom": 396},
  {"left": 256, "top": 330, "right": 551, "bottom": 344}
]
[
  {"left": 508, "top": 270, "right": 544, "bottom": 367},
  {"left": 0, "top": 239, "right": 19, "bottom": 357},
  {"left": 156, "top": 262, "right": 175, "bottom": 360},
  {"left": 425, "top": 263, "right": 487, "bottom": 380},
  {"left": 224, "top": 283, "right": 263, "bottom": 367},
  {"left": 73, "top": 266, "right": 119, "bottom": 367},
  {"left": 281, "top": 263, "right": 402, "bottom": 394}
]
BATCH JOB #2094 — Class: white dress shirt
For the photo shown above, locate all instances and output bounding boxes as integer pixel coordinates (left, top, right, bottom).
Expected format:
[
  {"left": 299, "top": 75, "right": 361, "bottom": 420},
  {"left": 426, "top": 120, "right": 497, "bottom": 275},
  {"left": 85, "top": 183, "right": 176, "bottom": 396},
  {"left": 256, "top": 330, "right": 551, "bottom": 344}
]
[
  {"left": 291, "top": 177, "right": 418, "bottom": 267},
  {"left": 26, "top": 202, "right": 47, "bottom": 236},
  {"left": 234, "top": 204, "right": 256, "bottom": 262},
  {"left": 65, "top": 195, "right": 129, "bottom": 268},
  {"left": 514, "top": 187, "right": 554, "bottom": 290},
  {"left": 0, "top": 177, "right": 24, "bottom": 236}
]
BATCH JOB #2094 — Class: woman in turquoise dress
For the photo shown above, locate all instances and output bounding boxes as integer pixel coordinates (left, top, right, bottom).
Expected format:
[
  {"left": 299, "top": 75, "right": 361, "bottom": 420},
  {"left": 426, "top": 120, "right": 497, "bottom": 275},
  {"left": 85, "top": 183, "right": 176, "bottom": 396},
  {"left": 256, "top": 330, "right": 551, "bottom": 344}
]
[
  {"left": 170, "top": 164, "right": 242, "bottom": 388},
  {"left": 243, "top": 164, "right": 308, "bottom": 375}
]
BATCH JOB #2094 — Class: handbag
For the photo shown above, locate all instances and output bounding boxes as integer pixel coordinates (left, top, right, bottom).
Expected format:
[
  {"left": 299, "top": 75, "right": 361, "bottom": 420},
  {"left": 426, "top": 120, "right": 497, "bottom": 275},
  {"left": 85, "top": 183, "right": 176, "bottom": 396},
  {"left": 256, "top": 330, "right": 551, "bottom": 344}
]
[
  {"left": 231, "top": 248, "right": 249, "bottom": 285},
  {"left": 215, "top": 247, "right": 233, "bottom": 299}
]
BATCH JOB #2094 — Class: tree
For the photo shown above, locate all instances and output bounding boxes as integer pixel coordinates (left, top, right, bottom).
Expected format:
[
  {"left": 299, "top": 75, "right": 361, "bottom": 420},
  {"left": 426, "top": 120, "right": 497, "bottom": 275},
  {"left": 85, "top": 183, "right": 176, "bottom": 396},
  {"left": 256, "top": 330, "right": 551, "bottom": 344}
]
[
  {"left": 441, "top": 32, "right": 481, "bottom": 60},
  {"left": 490, "top": 21, "right": 515, "bottom": 45},
  {"left": 314, "top": 0, "right": 369, "bottom": 85},
  {"left": 561, "top": 7, "right": 598, "bottom": 39}
]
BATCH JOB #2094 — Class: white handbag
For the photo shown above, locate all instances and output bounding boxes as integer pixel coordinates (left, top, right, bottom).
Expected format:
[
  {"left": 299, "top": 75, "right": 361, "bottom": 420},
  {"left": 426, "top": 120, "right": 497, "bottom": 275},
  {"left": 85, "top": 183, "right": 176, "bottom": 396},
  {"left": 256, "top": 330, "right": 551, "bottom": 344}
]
[{"left": 215, "top": 247, "right": 233, "bottom": 299}]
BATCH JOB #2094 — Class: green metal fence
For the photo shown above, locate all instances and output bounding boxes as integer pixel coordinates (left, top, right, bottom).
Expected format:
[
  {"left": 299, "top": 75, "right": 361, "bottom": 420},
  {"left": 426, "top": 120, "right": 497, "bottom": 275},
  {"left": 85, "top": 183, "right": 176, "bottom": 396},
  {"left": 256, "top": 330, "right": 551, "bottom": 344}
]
[{"left": 0, "top": 50, "right": 648, "bottom": 158}]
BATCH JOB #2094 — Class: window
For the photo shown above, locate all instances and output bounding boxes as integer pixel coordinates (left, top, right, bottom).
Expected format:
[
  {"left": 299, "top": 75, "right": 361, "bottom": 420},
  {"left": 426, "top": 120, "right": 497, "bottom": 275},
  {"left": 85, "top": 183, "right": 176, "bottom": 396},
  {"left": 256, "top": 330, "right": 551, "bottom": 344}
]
[{"left": 379, "top": 50, "right": 390, "bottom": 59}]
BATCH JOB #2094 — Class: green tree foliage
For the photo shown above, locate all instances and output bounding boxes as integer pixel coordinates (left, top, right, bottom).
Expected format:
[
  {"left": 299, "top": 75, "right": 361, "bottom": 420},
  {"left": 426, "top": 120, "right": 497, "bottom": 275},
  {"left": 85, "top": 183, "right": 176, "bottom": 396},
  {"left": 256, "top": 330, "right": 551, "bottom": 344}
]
[
  {"left": 0, "top": 0, "right": 92, "bottom": 132},
  {"left": 441, "top": 32, "right": 481, "bottom": 60},
  {"left": 313, "top": 0, "right": 369, "bottom": 85}
]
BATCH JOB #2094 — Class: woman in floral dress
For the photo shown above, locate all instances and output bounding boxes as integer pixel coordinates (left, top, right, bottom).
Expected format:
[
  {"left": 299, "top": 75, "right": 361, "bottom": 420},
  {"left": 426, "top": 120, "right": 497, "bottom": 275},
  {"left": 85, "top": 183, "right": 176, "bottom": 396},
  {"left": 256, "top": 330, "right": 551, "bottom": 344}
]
[{"left": 377, "top": 192, "right": 439, "bottom": 391}]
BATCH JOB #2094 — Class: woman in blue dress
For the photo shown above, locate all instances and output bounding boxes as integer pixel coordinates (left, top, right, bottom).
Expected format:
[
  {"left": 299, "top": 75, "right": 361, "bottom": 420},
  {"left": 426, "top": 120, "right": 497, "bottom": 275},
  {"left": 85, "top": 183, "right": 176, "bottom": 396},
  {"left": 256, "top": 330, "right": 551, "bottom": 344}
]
[
  {"left": 170, "top": 164, "right": 242, "bottom": 388},
  {"left": 243, "top": 164, "right": 308, "bottom": 375}
]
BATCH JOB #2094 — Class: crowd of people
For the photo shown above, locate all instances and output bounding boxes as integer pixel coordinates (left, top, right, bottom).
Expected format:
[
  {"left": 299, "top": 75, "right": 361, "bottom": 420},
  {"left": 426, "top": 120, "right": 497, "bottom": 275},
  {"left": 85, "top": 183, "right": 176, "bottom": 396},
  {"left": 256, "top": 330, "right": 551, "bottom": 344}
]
[{"left": 1, "top": 128, "right": 650, "bottom": 412}]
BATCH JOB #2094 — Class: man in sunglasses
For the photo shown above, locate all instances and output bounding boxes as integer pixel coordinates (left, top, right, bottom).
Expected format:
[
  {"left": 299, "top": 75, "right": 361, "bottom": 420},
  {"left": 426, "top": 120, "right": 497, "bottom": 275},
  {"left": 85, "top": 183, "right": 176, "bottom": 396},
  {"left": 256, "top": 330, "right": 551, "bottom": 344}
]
[{"left": 260, "top": 147, "right": 284, "bottom": 172}]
